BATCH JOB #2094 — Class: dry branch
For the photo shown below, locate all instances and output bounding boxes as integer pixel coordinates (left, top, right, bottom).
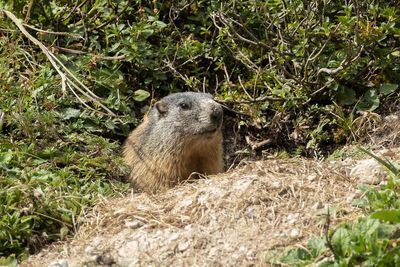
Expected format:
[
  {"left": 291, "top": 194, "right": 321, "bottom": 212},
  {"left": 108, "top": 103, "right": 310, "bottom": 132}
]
[{"left": 1, "top": 9, "right": 117, "bottom": 117}]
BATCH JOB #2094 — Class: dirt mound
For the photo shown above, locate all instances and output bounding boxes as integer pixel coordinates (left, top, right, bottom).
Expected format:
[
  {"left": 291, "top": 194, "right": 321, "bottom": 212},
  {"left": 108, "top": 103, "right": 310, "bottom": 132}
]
[{"left": 21, "top": 156, "right": 386, "bottom": 267}]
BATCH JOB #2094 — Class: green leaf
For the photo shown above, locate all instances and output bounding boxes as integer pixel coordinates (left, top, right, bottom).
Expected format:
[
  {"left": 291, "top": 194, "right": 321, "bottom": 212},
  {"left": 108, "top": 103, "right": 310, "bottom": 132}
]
[
  {"left": 378, "top": 247, "right": 400, "bottom": 265},
  {"left": 132, "top": 90, "right": 150, "bottom": 102},
  {"left": 315, "top": 205, "right": 338, "bottom": 216},
  {"left": 61, "top": 108, "right": 81, "bottom": 120},
  {"left": 337, "top": 87, "right": 356, "bottom": 105},
  {"left": 0, "top": 256, "right": 17, "bottom": 267},
  {"left": 331, "top": 228, "right": 350, "bottom": 258},
  {"left": 60, "top": 226, "right": 69, "bottom": 240},
  {"left": 155, "top": 21, "right": 167, "bottom": 29},
  {"left": 377, "top": 223, "right": 396, "bottom": 239},
  {"left": 352, "top": 198, "right": 369, "bottom": 208},
  {"left": 281, "top": 248, "right": 307, "bottom": 265},
  {"left": 0, "top": 151, "right": 13, "bottom": 164},
  {"left": 379, "top": 83, "right": 398, "bottom": 95},
  {"left": 263, "top": 249, "right": 284, "bottom": 264},
  {"left": 318, "top": 260, "right": 336, "bottom": 267},
  {"left": 371, "top": 210, "right": 400, "bottom": 223},
  {"left": 307, "top": 236, "right": 329, "bottom": 258},
  {"left": 358, "top": 89, "right": 380, "bottom": 111}
]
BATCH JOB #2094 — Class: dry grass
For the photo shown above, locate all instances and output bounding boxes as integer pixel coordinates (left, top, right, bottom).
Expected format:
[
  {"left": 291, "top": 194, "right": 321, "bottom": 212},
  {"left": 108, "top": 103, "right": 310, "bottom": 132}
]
[
  {"left": 21, "top": 158, "right": 368, "bottom": 267},
  {"left": 19, "top": 99, "right": 400, "bottom": 267}
]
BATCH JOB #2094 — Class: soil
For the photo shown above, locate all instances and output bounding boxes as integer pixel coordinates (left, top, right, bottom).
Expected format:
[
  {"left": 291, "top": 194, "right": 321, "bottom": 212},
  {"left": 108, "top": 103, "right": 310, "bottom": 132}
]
[
  {"left": 20, "top": 148, "right": 400, "bottom": 267},
  {"left": 20, "top": 109, "right": 400, "bottom": 267}
]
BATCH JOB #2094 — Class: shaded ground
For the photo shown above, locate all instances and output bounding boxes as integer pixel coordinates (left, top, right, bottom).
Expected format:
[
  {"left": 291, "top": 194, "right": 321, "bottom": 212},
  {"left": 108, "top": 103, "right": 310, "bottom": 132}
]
[{"left": 22, "top": 154, "right": 394, "bottom": 267}]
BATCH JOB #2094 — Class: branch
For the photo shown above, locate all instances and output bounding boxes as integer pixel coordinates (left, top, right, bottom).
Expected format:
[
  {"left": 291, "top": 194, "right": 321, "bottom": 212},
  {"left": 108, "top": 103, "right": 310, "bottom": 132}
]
[
  {"left": 23, "top": 23, "right": 84, "bottom": 39},
  {"left": 53, "top": 46, "right": 127, "bottom": 60},
  {"left": 94, "top": 0, "right": 131, "bottom": 31},
  {"left": 318, "top": 45, "right": 364, "bottom": 76},
  {"left": 1, "top": 9, "right": 116, "bottom": 117}
]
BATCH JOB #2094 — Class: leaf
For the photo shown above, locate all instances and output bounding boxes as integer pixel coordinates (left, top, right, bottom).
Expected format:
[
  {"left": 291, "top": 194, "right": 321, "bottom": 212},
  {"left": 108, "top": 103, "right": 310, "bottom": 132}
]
[
  {"left": 379, "top": 83, "right": 398, "bottom": 95},
  {"left": 307, "top": 236, "right": 329, "bottom": 258},
  {"left": 263, "top": 249, "right": 284, "bottom": 264},
  {"left": 353, "top": 219, "right": 380, "bottom": 238},
  {"left": 371, "top": 210, "right": 400, "bottom": 223},
  {"left": 357, "top": 89, "right": 380, "bottom": 111},
  {"left": 352, "top": 198, "right": 369, "bottom": 208},
  {"left": 315, "top": 205, "right": 338, "bottom": 216},
  {"left": 0, "top": 151, "right": 13, "bottom": 164},
  {"left": 0, "top": 256, "right": 17, "bottom": 267},
  {"left": 376, "top": 223, "right": 396, "bottom": 239},
  {"left": 60, "top": 226, "right": 69, "bottom": 240},
  {"left": 280, "top": 248, "right": 304, "bottom": 265},
  {"left": 331, "top": 228, "right": 350, "bottom": 258},
  {"left": 318, "top": 260, "right": 336, "bottom": 267},
  {"left": 155, "top": 21, "right": 167, "bottom": 29},
  {"left": 378, "top": 247, "right": 400, "bottom": 265},
  {"left": 337, "top": 86, "right": 356, "bottom": 105},
  {"left": 61, "top": 108, "right": 81, "bottom": 120},
  {"left": 132, "top": 90, "right": 150, "bottom": 102}
]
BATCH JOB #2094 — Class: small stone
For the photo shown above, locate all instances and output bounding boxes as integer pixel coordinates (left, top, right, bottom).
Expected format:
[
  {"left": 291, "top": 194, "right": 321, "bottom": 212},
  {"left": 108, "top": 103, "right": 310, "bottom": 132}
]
[
  {"left": 178, "top": 239, "right": 191, "bottom": 252},
  {"left": 48, "top": 259, "right": 69, "bottom": 267},
  {"left": 290, "top": 228, "right": 299, "bottom": 238},
  {"left": 118, "top": 257, "right": 140, "bottom": 267},
  {"left": 350, "top": 158, "right": 387, "bottom": 184},
  {"left": 287, "top": 213, "right": 298, "bottom": 224},
  {"left": 247, "top": 207, "right": 257, "bottom": 218},
  {"left": 168, "top": 233, "right": 180, "bottom": 242},
  {"left": 312, "top": 201, "right": 324, "bottom": 210},
  {"left": 125, "top": 220, "right": 142, "bottom": 229}
]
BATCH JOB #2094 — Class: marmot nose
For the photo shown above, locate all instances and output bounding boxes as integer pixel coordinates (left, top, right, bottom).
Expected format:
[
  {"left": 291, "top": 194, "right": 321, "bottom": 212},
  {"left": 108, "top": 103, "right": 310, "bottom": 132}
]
[{"left": 210, "top": 104, "right": 223, "bottom": 126}]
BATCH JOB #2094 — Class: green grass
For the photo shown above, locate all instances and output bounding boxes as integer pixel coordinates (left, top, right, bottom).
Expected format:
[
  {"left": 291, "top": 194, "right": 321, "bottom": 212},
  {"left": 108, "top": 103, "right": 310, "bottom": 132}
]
[{"left": 0, "top": 136, "right": 130, "bottom": 260}]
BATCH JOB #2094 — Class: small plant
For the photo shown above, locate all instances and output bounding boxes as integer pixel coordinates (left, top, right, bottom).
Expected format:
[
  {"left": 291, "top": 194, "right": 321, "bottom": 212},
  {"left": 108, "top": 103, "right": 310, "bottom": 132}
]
[{"left": 263, "top": 148, "right": 400, "bottom": 266}]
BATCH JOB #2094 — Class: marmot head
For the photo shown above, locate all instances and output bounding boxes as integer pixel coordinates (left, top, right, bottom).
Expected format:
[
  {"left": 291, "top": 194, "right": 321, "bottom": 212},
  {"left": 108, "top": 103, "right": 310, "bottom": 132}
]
[{"left": 150, "top": 92, "right": 223, "bottom": 138}]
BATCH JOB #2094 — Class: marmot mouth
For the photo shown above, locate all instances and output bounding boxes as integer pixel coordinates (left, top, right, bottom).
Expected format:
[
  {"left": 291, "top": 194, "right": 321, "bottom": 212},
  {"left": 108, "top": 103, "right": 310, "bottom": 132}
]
[{"left": 200, "top": 126, "right": 218, "bottom": 135}]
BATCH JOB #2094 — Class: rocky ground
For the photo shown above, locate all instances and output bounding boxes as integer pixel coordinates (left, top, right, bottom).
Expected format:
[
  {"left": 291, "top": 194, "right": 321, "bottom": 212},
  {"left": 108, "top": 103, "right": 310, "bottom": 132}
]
[{"left": 20, "top": 147, "right": 399, "bottom": 267}]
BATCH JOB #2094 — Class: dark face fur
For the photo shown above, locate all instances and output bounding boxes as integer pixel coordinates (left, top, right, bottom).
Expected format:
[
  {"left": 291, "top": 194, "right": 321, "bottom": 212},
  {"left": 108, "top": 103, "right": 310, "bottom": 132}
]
[{"left": 152, "top": 92, "right": 223, "bottom": 138}]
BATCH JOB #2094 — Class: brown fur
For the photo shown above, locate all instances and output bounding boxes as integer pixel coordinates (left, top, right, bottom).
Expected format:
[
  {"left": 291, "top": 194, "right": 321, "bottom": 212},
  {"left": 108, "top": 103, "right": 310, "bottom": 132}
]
[{"left": 123, "top": 92, "right": 223, "bottom": 193}]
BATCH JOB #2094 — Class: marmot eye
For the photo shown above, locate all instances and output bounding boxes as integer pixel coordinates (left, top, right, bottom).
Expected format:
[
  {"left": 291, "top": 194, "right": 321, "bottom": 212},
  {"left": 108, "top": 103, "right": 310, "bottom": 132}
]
[{"left": 179, "top": 102, "right": 190, "bottom": 110}]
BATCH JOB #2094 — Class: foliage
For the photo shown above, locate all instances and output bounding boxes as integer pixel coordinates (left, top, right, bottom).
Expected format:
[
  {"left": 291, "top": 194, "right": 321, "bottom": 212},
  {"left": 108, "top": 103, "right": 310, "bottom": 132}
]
[
  {"left": 0, "top": 0, "right": 398, "bottom": 154},
  {"left": 0, "top": 0, "right": 399, "bottom": 261},
  {"left": 212, "top": 0, "right": 400, "bottom": 152},
  {"left": 264, "top": 149, "right": 400, "bottom": 266}
]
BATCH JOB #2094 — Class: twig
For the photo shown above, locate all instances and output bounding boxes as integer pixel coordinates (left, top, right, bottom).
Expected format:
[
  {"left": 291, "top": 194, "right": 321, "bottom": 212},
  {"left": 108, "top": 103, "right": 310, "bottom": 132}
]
[
  {"left": 217, "top": 95, "right": 304, "bottom": 103},
  {"left": 318, "top": 44, "right": 364, "bottom": 76},
  {"left": 217, "top": 103, "right": 250, "bottom": 116},
  {"left": 53, "top": 46, "right": 127, "bottom": 60},
  {"left": 324, "top": 207, "right": 339, "bottom": 260},
  {"left": 94, "top": 0, "right": 131, "bottom": 30},
  {"left": 1, "top": 9, "right": 116, "bottom": 117},
  {"left": 60, "top": 0, "right": 89, "bottom": 22},
  {"left": 163, "top": 58, "right": 193, "bottom": 87},
  {"left": 23, "top": 23, "right": 83, "bottom": 39},
  {"left": 245, "top": 135, "right": 273, "bottom": 150},
  {"left": 238, "top": 75, "right": 253, "bottom": 100}
]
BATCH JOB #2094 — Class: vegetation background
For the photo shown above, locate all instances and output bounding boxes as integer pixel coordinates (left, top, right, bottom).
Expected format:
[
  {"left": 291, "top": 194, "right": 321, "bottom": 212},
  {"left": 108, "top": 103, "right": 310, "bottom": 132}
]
[{"left": 0, "top": 0, "right": 399, "bottom": 264}]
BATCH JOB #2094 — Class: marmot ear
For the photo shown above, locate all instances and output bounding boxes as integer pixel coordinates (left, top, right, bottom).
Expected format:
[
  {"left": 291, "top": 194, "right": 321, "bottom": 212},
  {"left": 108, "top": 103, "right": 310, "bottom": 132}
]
[{"left": 155, "top": 101, "right": 168, "bottom": 115}]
